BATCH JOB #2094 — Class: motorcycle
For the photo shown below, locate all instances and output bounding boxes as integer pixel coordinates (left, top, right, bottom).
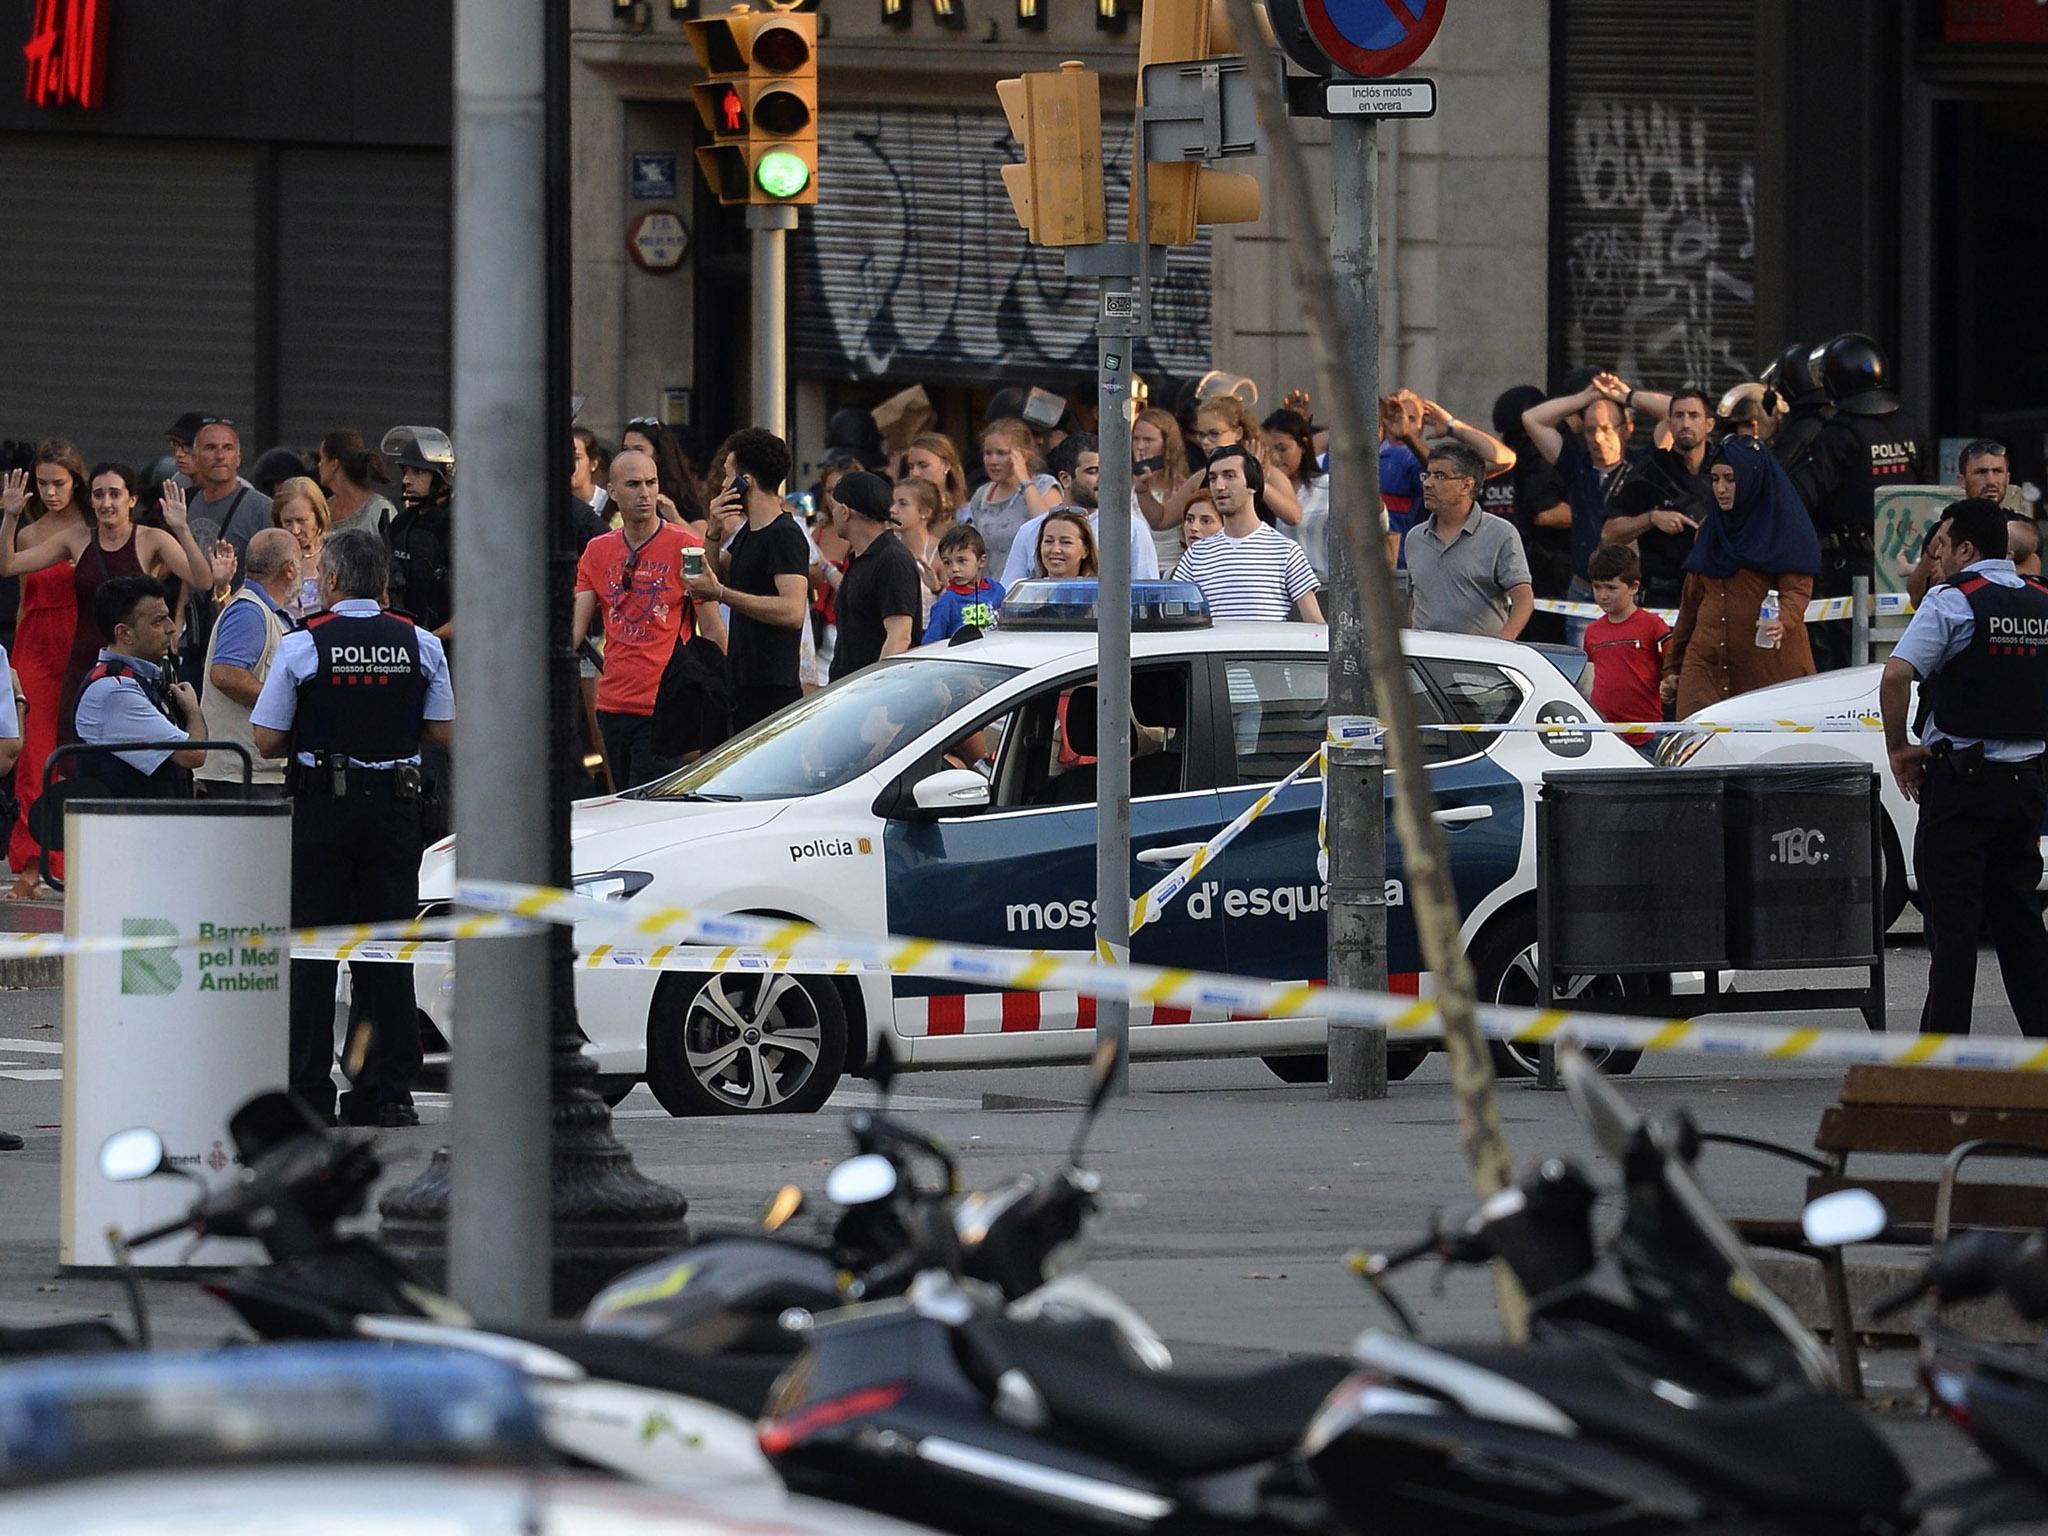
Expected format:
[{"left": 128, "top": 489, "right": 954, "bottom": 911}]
[
  {"left": 1875, "top": 1219, "right": 2048, "bottom": 1535},
  {"left": 1302, "top": 1045, "right": 1913, "bottom": 1536}
]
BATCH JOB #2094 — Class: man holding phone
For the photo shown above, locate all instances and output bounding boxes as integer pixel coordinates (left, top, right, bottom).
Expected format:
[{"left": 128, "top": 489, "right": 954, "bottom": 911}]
[
  {"left": 688, "top": 429, "right": 811, "bottom": 731},
  {"left": 573, "top": 448, "right": 721, "bottom": 788}
]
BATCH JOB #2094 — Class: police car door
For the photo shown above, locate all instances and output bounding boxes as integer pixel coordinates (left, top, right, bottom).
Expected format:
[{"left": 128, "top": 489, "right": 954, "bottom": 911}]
[
  {"left": 1208, "top": 652, "right": 1526, "bottom": 993},
  {"left": 879, "top": 660, "right": 1224, "bottom": 1049}
]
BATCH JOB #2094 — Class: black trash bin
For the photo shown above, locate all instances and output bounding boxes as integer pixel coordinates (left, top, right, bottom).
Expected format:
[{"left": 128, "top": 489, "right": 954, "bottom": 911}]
[
  {"left": 1540, "top": 769, "right": 1729, "bottom": 972},
  {"left": 1724, "top": 762, "right": 1878, "bottom": 969}
]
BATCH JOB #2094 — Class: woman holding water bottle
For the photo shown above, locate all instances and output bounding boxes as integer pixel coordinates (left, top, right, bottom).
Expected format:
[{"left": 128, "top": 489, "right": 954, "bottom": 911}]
[{"left": 1661, "top": 436, "right": 1821, "bottom": 716}]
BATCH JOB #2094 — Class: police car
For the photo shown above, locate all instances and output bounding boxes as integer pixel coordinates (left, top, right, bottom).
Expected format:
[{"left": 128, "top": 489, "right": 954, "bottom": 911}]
[
  {"left": 1656, "top": 662, "right": 2048, "bottom": 929},
  {"left": 417, "top": 582, "right": 1654, "bottom": 1115}
]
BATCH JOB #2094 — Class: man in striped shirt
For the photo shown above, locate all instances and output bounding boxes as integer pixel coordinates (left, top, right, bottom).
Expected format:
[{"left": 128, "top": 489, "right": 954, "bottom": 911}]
[{"left": 1172, "top": 446, "right": 1323, "bottom": 622}]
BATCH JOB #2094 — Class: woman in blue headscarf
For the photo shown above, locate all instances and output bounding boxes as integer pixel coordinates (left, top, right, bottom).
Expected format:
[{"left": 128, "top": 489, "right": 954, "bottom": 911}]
[{"left": 1660, "top": 436, "right": 1822, "bottom": 715}]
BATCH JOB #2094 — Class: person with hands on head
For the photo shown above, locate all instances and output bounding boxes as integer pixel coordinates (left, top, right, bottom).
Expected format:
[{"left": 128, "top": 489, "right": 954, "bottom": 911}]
[
  {"left": 251, "top": 524, "right": 455, "bottom": 1127},
  {"left": 1880, "top": 496, "right": 2048, "bottom": 1039},
  {"left": 71, "top": 574, "right": 208, "bottom": 799},
  {"left": 688, "top": 428, "right": 810, "bottom": 731},
  {"left": 1522, "top": 371, "right": 1652, "bottom": 640},
  {"left": 1, "top": 461, "right": 213, "bottom": 740},
  {"left": 1605, "top": 384, "right": 1714, "bottom": 611}
]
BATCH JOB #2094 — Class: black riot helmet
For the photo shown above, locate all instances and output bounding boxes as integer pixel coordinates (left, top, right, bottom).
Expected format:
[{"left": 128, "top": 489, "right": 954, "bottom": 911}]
[
  {"left": 380, "top": 426, "right": 455, "bottom": 508},
  {"left": 1763, "top": 341, "right": 1826, "bottom": 407},
  {"left": 1810, "top": 333, "right": 1898, "bottom": 416}
]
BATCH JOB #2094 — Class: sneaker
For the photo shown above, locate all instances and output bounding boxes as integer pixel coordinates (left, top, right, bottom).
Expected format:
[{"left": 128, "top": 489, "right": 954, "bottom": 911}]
[
  {"left": 0, "top": 1131, "right": 22, "bottom": 1151},
  {"left": 375, "top": 1103, "right": 421, "bottom": 1129}
]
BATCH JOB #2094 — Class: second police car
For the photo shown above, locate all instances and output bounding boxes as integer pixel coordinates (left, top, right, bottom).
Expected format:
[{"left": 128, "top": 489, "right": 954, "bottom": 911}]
[{"left": 416, "top": 583, "right": 1656, "bottom": 1115}]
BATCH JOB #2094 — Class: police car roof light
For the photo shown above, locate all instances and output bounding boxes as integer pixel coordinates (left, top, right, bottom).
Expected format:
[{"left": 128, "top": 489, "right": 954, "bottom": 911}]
[{"left": 996, "top": 579, "right": 1212, "bottom": 632}]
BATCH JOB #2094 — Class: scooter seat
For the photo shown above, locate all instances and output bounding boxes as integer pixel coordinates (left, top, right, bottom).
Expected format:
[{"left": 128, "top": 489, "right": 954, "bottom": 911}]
[
  {"left": 0, "top": 1317, "right": 130, "bottom": 1358},
  {"left": 1440, "top": 1341, "right": 1910, "bottom": 1521},
  {"left": 496, "top": 1324, "right": 791, "bottom": 1418},
  {"left": 967, "top": 1315, "right": 1352, "bottom": 1477}
]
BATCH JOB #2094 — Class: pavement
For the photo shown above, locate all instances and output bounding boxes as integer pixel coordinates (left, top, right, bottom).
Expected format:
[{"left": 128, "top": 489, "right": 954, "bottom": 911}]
[{"left": 1, "top": 917, "right": 2041, "bottom": 1497}]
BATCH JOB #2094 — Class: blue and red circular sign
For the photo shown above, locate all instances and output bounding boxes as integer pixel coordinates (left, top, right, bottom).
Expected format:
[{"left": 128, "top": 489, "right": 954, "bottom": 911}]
[{"left": 1292, "top": 0, "right": 1445, "bottom": 79}]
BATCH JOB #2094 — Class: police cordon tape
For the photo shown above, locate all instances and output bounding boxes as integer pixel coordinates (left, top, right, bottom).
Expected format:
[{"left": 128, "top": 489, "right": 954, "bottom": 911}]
[
  {"left": 1532, "top": 592, "right": 1917, "bottom": 624},
  {"left": 449, "top": 878, "right": 2048, "bottom": 1073},
  {"left": 1413, "top": 717, "right": 1883, "bottom": 737},
  {"left": 1129, "top": 746, "right": 1323, "bottom": 934}
]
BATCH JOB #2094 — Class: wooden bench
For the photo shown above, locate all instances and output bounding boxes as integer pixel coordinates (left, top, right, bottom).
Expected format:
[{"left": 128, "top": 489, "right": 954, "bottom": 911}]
[{"left": 1725, "top": 1064, "right": 2048, "bottom": 1397}]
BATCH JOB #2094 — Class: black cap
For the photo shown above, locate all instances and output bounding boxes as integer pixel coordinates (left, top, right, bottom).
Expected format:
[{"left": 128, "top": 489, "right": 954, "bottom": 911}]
[
  {"left": 834, "top": 470, "right": 893, "bottom": 522},
  {"left": 167, "top": 412, "right": 206, "bottom": 446}
]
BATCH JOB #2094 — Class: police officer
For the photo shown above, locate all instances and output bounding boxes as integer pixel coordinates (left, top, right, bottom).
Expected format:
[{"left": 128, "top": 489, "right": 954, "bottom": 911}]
[
  {"left": 251, "top": 525, "right": 454, "bottom": 1126},
  {"left": 1789, "top": 334, "right": 1925, "bottom": 672},
  {"left": 1761, "top": 339, "right": 1831, "bottom": 471},
  {"left": 1880, "top": 497, "right": 2048, "bottom": 1039},
  {"left": 71, "top": 575, "right": 209, "bottom": 798},
  {"left": 380, "top": 426, "right": 455, "bottom": 641}
]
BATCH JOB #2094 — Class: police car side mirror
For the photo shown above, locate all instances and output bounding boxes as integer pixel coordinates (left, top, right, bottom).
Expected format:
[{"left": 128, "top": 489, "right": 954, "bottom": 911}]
[{"left": 909, "top": 768, "right": 990, "bottom": 818}]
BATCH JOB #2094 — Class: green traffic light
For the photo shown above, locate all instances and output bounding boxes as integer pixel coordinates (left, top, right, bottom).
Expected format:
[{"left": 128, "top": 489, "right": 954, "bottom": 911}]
[{"left": 755, "top": 149, "right": 811, "bottom": 200}]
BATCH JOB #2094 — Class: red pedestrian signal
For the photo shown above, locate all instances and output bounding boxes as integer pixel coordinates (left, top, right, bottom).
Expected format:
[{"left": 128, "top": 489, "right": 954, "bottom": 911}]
[{"left": 720, "top": 85, "right": 746, "bottom": 133}]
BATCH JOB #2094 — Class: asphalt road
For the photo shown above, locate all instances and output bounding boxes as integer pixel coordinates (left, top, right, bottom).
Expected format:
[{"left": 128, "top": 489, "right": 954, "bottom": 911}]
[{"left": 0, "top": 922, "right": 2036, "bottom": 1497}]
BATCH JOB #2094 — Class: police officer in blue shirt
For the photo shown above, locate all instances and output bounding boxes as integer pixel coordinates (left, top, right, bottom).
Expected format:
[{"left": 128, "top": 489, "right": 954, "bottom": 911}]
[
  {"left": 1880, "top": 497, "right": 2048, "bottom": 1038},
  {"left": 251, "top": 524, "right": 455, "bottom": 1127},
  {"left": 72, "top": 575, "right": 210, "bottom": 798}
]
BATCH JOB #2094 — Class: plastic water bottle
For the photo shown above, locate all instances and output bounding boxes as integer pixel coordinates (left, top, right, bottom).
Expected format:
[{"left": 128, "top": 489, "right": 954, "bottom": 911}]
[{"left": 1755, "top": 588, "right": 1780, "bottom": 650}]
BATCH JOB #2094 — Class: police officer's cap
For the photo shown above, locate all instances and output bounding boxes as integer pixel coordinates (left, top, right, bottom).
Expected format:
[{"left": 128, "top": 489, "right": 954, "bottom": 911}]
[
  {"left": 1809, "top": 334, "right": 1898, "bottom": 416},
  {"left": 382, "top": 426, "right": 456, "bottom": 477}
]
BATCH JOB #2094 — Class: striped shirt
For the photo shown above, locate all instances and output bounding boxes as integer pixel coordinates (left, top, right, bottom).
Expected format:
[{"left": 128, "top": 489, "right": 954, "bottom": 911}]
[{"left": 1173, "top": 524, "right": 1320, "bottom": 621}]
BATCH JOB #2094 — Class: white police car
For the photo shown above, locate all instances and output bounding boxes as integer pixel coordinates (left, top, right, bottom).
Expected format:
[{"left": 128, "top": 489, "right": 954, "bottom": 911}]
[{"left": 417, "top": 582, "right": 1654, "bottom": 1114}]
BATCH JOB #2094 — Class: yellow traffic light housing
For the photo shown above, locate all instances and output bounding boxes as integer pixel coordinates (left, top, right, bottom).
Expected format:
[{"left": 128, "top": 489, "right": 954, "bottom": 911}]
[
  {"left": 995, "top": 61, "right": 1107, "bottom": 248},
  {"left": 687, "top": 4, "right": 817, "bottom": 207},
  {"left": 1130, "top": 0, "right": 1259, "bottom": 244}
]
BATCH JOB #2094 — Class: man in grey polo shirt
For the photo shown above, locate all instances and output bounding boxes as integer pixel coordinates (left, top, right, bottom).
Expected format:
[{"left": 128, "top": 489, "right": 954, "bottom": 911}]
[{"left": 1405, "top": 440, "right": 1534, "bottom": 638}]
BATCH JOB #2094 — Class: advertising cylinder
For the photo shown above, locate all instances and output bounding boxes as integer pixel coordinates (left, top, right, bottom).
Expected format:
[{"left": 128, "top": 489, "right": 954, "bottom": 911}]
[{"left": 60, "top": 801, "right": 291, "bottom": 1271}]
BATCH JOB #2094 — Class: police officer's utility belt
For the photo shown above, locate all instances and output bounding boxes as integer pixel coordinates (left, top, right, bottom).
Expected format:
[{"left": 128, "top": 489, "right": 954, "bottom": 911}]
[
  {"left": 289, "top": 753, "right": 424, "bottom": 800},
  {"left": 1927, "top": 740, "right": 2045, "bottom": 778}
]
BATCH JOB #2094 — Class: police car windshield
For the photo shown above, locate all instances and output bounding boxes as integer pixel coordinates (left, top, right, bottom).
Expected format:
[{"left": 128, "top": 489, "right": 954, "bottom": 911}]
[{"left": 635, "top": 658, "right": 1019, "bottom": 801}]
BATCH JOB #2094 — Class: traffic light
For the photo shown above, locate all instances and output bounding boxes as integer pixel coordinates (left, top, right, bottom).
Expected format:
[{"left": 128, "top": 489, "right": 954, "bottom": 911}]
[
  {"left": 1129, "top": 0, "right": 1259, "bottom": 244},
  {"left": 995, "top": 61, "right": 1106, "bottom": 248},
  {"left": 687, "top": 4, "right": 818, "bottom": 207}
]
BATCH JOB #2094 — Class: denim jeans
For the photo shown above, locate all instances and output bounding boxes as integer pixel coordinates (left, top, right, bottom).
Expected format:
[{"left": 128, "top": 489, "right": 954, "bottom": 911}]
[{"left": 599, "top": 710, "right": 681, "bottom": 791}]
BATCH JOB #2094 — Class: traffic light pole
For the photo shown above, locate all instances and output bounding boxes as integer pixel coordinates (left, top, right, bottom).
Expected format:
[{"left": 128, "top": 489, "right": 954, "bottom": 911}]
[{"left": 748, "top": 204, "right": 796, "bottom": 440}]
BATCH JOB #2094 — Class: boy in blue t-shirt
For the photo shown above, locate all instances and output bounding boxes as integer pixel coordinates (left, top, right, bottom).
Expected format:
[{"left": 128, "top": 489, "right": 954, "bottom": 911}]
[{"left": 923, "top": 524, "right": 1005, "bottom": 644}]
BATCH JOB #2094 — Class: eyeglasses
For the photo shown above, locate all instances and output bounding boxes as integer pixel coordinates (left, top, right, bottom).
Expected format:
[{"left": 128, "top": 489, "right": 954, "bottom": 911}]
[
  {"left": 625, "top": 417, "right": 662, "bottom": 433},
  {"left": 1192, "top": 429, "right": 1231, "bottom": 445}
]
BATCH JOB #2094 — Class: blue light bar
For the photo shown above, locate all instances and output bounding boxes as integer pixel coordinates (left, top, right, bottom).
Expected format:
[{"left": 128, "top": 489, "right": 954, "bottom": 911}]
[
  {"left": 0, "top": 1343, "right": 543, "bottom": 1486},
  {"left": 996, "top": 578, "right": 1212, "bottom": 632}
]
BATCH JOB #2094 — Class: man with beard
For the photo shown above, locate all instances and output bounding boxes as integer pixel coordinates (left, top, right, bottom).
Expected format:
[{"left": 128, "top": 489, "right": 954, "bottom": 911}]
[
  {"left": 1605, "top": 385, "right": 1715, "bottom": 613},
  {"left": 999, "top": 432, "right": 1159, "bottom": 589}
]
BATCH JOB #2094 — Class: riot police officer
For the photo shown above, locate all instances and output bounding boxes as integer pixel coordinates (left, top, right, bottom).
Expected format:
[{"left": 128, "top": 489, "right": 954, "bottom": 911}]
[
  {"left": 251, "top": 525, "right": 454, "bottom": 1126},
  {"left": 1789, "top": 334, "right": 1925, "bottom": 672},
  {"left": 1880, "top": 497, "right": 2048, "bottom": 1039},
  {"left": 1761, "top": 339, "right": 1831, "bottom": 470},
  {"left": 380, "top": 426, "right": 455, "bottom": 641}
]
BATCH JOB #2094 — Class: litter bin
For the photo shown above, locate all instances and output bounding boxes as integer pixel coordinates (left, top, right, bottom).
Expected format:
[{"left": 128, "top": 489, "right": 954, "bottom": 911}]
[
  {"left": 1724, "top": 762, "right": 1879, "bottom": 968},
  {"left": 1540, "top": 769, "right": 1729, "bottom": 971}
]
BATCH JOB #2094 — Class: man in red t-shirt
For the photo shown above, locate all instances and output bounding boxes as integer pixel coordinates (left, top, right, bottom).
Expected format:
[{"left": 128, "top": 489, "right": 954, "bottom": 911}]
[
  {"left": 573, "top": 449, "right": 724, "bottom": 788},
  {"left": 1582, "top": 542, "right": 1670, "bottom": 752}
]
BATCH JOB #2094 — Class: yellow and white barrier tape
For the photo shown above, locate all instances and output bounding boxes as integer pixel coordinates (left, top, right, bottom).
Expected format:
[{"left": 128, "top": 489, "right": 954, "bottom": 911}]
[
  {"left": 1129, "top": 746, "right": 1322, "bottom": 934},
  {"left": 454, "top": 878, "right": 2048, "bottom": 1073},
  {"left": 1533, "top": 592, "right": 1916, "bottom": 624},
  {"left": 1412, "top": 717, "right": 1883, "bottom": 737},
  {"left": 0, "top": 913, "right": 538, "bottom": 963}
]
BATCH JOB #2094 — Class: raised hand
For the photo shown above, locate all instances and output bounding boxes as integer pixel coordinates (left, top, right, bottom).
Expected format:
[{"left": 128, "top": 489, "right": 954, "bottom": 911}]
[
  {"left": 0, "top": 469, "right": 26, "bottom": 519},
  {"left": 1282, "top": 388, "right": 1312, "bottom": 419},
  {"left": 1419, "top": 397, "right": 1454, "bottom": 433},
  {"left": 160, "top": 481, "right": 189, "bottom": 532},
  {"left": 209, "top": 539, "right": 239, "bottom": 589}
]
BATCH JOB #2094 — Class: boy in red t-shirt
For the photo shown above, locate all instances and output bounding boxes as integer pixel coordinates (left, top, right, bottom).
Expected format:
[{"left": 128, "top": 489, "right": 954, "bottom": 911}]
[{"left": 1583, "top": 542, "right": 1670, "bottom": 752}]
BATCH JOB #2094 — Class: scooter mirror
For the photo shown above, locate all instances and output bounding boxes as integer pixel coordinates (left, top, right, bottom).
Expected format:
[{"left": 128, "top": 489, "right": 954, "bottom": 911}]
[
  {"left": 98, "top": 1128, "right": 167, "bottom": 1183},
  {"left": 1560, "top": 1043, "right": 1639, "bottom": 1160},
  {"left": 762, "top": 1184, "right": 806, "bottom": 1231},
  {"left": 826, "top": 1153, "right": 899, "bottom": 1208},
  {"left": 1801, "top": 1188, "right": 1887, "bottom": 1248}
]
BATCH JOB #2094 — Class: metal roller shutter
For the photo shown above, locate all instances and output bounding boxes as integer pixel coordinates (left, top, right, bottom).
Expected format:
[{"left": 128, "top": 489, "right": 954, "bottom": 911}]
[
  {"left": 1554, "top": 0, "right": 1759, "bottom": 391},
  {"left": 792, "top": 107, "right": 1212, "bottom": 387},
  {"left": 0, "top": 134, "right": 256, "bottom": 463},
  {"left": 275, "top": 146, "right": 450, "bottom": 446}
]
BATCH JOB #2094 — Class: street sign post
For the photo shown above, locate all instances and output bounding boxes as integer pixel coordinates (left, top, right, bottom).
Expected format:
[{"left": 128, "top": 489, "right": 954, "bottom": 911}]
[
  {"left": 1285, "top": 74, "right": 1436, "bottom": 118},
  {"left": 1137, "top": 55, "right": 1271, "bottom": 162}
]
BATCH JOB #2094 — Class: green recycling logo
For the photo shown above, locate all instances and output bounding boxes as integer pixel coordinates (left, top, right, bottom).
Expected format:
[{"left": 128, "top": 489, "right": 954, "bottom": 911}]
[{"left": 120, "top": 918, "right": 182, "bottom": 996}]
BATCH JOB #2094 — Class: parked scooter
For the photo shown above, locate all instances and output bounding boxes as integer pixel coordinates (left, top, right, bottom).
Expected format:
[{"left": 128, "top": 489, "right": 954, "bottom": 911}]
[
  {"left": 1303, "top": 1046, "right": 1913, "bottom": 1535},
  {"left": 1876, "top": 1221, "right": 2048, "bottom": 1534}
]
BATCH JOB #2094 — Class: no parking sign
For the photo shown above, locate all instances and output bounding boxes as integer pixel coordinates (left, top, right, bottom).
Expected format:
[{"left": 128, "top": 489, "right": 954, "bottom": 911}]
[{"left": 1269, "top": 0, "right": 1446, "bottom": 79}]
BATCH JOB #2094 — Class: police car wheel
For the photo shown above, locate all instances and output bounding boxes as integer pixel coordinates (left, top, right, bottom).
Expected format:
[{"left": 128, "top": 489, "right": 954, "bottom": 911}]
[
  {"left": 646, "top": 971, "right": 847, "bottom": 1116},
  {"left": 1262, "top": 1049, "right": 1425, "bottom": 1085},
  {"left": 1470, "top": 915, "right": 1643, "bottom": 1079}
]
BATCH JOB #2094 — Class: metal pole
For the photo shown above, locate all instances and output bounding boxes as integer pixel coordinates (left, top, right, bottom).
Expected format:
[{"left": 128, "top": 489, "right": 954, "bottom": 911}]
[
  {"left": 1324, "top": 108, "right": 1387, "bottom": 1100},
  {"left": 1851, "top": 574, "right": 1871, "bottom": 666},
  {"left": 1096, "top": 269, "right": 1136, "bottom": 1096},
  {"left": 445, "top": 0, "right": 552, "bottom": 1323},
  {"left": 748, "top": 205, "right": 797, "bottom": 438},
  {"left": 1222, "top": 0, "right": 1526, "bottom": 1340},
  {"left": 1326, "top": 738, "right": 1386, "bottom": 1098}
]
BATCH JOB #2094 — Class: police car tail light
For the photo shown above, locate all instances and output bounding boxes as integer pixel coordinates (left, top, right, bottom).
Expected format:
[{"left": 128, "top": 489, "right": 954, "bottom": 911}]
[
  {"left": 570, "top": 870, "right": 653, "bottom": 903},
  {"left": 996, "top": 579, "right": 1212, "bottom": 632}
]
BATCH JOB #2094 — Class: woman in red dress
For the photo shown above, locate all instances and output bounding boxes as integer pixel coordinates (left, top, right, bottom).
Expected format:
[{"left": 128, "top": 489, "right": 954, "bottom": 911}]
[{"left": 0, "top": 442, "right": 87, "bottom": 896}]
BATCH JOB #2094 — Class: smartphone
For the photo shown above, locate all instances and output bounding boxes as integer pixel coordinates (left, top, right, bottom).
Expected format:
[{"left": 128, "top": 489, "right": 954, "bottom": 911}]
[
  {"left": 1133, "top": 455, "right": 1165, "bottom": 476},
  {"left": 730, "top": 473, "right": 752, "bottom": 500},
  {"left": 682, "top": 547, "right": 705, "bottom": 578}
]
